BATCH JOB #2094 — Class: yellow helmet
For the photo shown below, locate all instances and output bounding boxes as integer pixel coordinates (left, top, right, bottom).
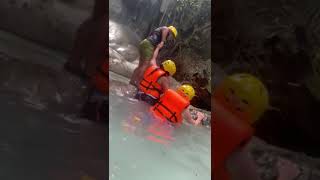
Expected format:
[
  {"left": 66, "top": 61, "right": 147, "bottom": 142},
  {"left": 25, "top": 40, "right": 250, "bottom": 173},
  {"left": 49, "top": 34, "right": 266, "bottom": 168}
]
[
  {"left": 214, "top": 73, "right": 269, "bottom": 124},
  {"left": 162, "top": 60, "right": 176, "bottom": 76},
  {"left": 168, "top": 26, "right": 178, "bottom": 38},
  {"left": 178, "top": 84, "right": 195, "bottom": 101}
]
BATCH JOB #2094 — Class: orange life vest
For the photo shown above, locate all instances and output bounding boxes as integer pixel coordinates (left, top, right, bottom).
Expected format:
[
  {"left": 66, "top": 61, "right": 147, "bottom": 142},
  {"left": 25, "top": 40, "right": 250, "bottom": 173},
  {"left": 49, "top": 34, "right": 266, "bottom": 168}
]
[
  {"left": 150, "top": 89, "right": 190, "bottom": 124},
  {"left": 92, "top": 60, "right": 108, "bottom": 95},
  {"left": 213, "top": 99, "right": 254, "bottom": 180},
  {"left": 139, "top": 65, "right": 167, "bottom": 99}
]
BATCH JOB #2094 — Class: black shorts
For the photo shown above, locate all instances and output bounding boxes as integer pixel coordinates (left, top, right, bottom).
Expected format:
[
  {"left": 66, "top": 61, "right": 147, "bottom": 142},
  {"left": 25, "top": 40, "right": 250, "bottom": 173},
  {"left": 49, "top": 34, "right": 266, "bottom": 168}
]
[{"left": 135, "top": 91, "right": 158, "bottom": 106}]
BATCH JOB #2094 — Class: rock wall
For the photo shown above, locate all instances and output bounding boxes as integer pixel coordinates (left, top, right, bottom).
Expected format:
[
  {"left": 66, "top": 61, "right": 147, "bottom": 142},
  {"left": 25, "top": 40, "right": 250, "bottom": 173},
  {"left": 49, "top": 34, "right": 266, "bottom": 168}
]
[
  {"left": 0, "top": 52, "right": 88, "bottom": 114},
  {"left": 0, "top": 0, "right": 93, "bottom": 52},
  {"left": 213, "top": 0, "right": 320, "bottom": 156},
  {"left": 249, "top": 137, "right": 320, "bottom": 180},
  {"left": 110, "top": 0, "right": 212, "bottom": 110}
]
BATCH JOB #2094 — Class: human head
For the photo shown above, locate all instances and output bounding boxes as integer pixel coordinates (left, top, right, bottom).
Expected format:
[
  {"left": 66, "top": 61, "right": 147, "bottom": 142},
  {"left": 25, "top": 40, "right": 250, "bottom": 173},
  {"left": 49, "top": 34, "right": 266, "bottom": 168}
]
[
  {"left": 177, "top": 84, "right": 195, "bottom": 101},
  {"left": 161, "top": 60, "right": 176, "bottom": 76},
  {"left": 213, "top": 73, "right": 269, "bottom": 124},
  {"left": 168, "top": 25, "right": 178, "bottom": 38}
]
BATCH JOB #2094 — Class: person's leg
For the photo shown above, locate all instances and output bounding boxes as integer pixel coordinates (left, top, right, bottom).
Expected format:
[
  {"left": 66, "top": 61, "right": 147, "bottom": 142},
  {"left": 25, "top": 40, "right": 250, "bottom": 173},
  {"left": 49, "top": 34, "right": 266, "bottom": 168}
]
[
  {"left": 130, "top": 58, "right": 144, "bottom": 86},
  {"left": 134, "top": 61, "right": 150, "bottom": 86},
  {"left": 130, "top": 39, "right": 154, "bottom": 86}
]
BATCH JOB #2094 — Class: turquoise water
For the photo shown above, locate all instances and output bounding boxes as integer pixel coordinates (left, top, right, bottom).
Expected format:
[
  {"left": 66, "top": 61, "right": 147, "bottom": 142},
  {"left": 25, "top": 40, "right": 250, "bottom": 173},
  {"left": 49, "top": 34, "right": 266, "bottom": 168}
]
[{"left": 109, "top": 73, "right": 211, "bottom": 180}]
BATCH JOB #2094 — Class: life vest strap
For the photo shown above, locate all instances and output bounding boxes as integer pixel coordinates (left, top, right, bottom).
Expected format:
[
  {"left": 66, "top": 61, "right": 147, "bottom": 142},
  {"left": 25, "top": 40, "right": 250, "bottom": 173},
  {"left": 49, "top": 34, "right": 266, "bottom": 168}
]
[
  {"left": 153, "top": 101, "right": 178, "bottom": 123},
  {"left": 140, "top": 78, "right": 163, "bottom": 95},
  {"left": 140, "top": 67, "right": 167, "bottom": 95}
]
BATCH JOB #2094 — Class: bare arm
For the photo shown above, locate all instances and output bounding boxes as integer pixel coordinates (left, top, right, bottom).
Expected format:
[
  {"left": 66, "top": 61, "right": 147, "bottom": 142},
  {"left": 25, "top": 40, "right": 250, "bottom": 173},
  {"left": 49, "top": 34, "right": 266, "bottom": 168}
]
[
  {"left": 161, "top": 27, "right": 170, "bottom": 42},
  {"left": 158, "top": 77, "right": 170, "bottom": 92},
  {"left": 183, "top": 107, "right": 205, "bottom": 125},
  {"left": 150, "top": 45, "right": 161, "bottom": 66}
]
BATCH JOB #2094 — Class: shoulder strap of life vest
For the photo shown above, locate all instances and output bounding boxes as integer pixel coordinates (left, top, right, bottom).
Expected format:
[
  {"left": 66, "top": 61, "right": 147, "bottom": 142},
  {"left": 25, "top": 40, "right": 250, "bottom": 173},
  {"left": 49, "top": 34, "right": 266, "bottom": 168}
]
[
  {"left": 140, "top": 66, "right": 168, "bottom": 94},
  {"left": 153, "top": 100, "right": 178, "bottom": 123},
  {"left": 152, "top": 90, "right": 189, "bottom": 123}
]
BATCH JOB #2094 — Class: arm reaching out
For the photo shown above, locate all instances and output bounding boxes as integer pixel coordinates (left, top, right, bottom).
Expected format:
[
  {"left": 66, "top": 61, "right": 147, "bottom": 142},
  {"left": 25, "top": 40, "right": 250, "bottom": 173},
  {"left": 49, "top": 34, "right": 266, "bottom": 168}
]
[
  {"left": 157, "top": 27, "right": 170, "bottom": 49},
  {"left": 150, "top": 44, "right": 162, "bottom": 66},
  {"left": 161, "top": 27, "right": 170, "bottom": 43},
  {"left": 158, "top": 77, "right": 170, "bottom": 92},
  {"left": 183, "top": 107, "right": 205, "bottom": 126}
]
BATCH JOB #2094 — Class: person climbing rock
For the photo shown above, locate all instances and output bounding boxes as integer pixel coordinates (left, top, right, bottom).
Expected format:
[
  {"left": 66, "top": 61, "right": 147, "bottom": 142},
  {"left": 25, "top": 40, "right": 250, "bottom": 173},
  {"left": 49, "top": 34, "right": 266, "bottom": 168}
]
[
  {"left": 213, "top": 73, "right": 300, "bottom": 180},
  {"left": 81, "top": 57, "right": 108, "bottom": 123},
  {"left": 64, "top": 0, "right": 107, "bottom": 79},
  {"left": 130, "top": 25, "right": 178, "bottom": 87},
  {"left": 135, "top": 43, "right": 176, "bottom": 105},
  {"left": 150, "top": 84, "right": 205, "bottom": 126}
]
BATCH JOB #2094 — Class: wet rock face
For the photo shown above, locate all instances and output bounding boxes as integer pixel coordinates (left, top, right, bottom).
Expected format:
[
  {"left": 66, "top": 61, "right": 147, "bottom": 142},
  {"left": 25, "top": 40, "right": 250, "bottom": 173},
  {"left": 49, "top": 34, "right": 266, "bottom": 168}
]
[
  {"left": 109, "top": 0, "right": 127, "bottom": 23},
  {"left": 108, "top": 19, "right": 211, "bottom": 110},
  {"left": 115, "top": 0, "right": 212, "bottom": 59},
  {"left": 109, "top": 47, "right": 137, "bottom": 78},
  {"left": 108, "top": 21, "right": 140, "bottom": 78},
  {"left": 214, "top": 0, "right": 320, "bottom": 156},
  {"left": 0, "top": 0, "right": 92, "bottom": 52},
  {"left": 171, "top": 52, "right": 211, "bottom": 110},
  {"left": 109, "top": 0, "right": 211, "bottom": 109},
  {"left": 248, "top": 137, "right": 320, "bottom": 180}
]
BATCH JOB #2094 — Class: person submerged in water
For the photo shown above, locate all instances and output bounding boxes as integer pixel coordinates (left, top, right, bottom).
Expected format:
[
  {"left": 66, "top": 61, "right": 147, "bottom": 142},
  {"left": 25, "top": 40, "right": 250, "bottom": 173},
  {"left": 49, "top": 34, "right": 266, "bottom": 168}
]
[
  {"left": 150, "top": 84, "right": 206, "bottom": 126},
  {"left": 135, "top": 43, "right": 176, "bottom": 106},
  {"left": 81, "top": 57, "right": 108, "bottom": 123},
  {"left": 130, "top": 25, "right": 178, "bottom": 87},
  {"left": 125, "top": 84, "right": 206, "bottom": 146}
]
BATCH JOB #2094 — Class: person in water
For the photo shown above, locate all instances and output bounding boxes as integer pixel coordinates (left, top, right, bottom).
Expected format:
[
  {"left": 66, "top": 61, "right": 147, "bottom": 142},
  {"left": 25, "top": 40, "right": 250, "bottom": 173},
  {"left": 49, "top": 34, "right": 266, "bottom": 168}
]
[
  {"left": 125, "top": 84, "right": 206, "bottom": 145},
  {"left": 81, "top": 57, "right": 108, "bottom": 123},
  {"left": 130, "top": 26, "right": 178, "bottom": 87},
  {"left": 150, "top": 84, "right": 205, "bottom": 126},
  {"left": 135, "top": 43, "right": 176, "bottom": 106},
  {"left": 213, "top": 73, "right": 300, "bottom": 180},
  {"left": 64, "top": 0, "right": 107, "bottom": 79}
]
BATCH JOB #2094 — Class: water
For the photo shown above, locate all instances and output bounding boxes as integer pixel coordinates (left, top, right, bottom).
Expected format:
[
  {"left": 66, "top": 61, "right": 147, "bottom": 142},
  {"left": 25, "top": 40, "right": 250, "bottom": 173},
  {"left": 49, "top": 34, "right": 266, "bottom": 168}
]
[
  {"left": 0, "top": 90, "right": 106, "bottom": 180},
  {"left": 109, "top": 73, "right": 211, "bottom": 180},
  {"left": 109, "top": 8, "right": 210, "bottom": 179},
  {"left": 0, "top": 29, "right": 106, "bottom": 179}
]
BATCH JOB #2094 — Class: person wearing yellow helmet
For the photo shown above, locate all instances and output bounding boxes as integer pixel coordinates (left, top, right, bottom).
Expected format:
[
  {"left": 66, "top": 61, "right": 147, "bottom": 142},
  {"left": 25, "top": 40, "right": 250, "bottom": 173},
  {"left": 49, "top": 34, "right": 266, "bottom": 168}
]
[
  {"left": 130, "top": 25, "right": 178, "bottom": 87},
  {"left": 135, "top": 43, "right": 176, "bottom": 105},
  {"left": 150, "top": 84, "right": 206, "bottom": 126},
  {"left": 213, "top": 73, "right": 300, "bottom": 180}
]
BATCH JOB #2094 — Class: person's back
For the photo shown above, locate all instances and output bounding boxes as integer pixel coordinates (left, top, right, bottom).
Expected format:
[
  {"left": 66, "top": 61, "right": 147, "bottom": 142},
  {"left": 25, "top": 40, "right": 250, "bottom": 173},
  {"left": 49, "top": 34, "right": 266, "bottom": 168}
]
[
  {"left": 136, "top": 59, "right": 176, "bottom": 105},
  {"left": 151, "top": 89, "right": 190, "bottom": 124},
  {"left": 146, "top": 27, "right": 166, "bottom": 47},
  {"left": 150, "top": 84, "right": 205, "bottom": 126}
]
